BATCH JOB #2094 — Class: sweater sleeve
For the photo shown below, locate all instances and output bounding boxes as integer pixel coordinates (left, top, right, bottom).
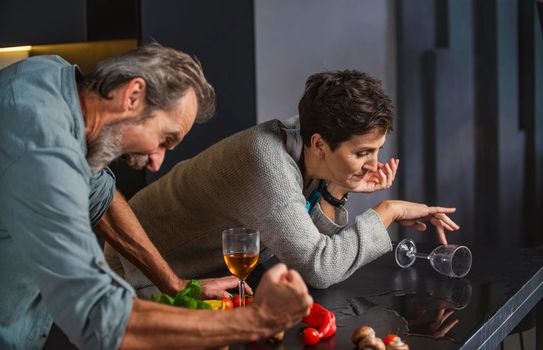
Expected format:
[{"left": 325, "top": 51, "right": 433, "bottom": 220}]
[
  {"left": 257, "top": 191, "right": 392, "bottom": 289},
  {"left": 309, "top": 202, "right": 348, "bottom": 236}
]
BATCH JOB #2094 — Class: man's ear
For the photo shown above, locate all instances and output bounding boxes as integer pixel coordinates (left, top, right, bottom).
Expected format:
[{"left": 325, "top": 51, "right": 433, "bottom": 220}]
[
  {"left": 122, "top": 77, "right": 146, "bottom": 112},
  {"left": 310, "top": 133, "right": 327, "bottom": 159}
]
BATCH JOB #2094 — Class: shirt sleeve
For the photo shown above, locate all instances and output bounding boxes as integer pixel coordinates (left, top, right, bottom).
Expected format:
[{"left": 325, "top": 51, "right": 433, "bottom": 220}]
[{"left": 0, "top": 147, "right": 135, "bottom": 350}]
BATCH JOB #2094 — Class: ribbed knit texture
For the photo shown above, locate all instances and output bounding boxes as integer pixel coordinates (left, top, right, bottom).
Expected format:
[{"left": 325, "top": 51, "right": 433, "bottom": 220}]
[{"left": 105, "top": 119, "right": 392, "bottom": 291}]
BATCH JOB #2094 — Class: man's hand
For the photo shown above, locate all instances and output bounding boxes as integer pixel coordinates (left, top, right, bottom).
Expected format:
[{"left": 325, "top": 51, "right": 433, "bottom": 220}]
[
  {"left": 198, "top": 276, "right": 253, "bottom": 299},
  {"left": 374, "top": 200, "right": 460, "bottom": 245},
  {"left": 353, "top": 158, "right": 399, "bottom": 193},
  {"left": 253, "top": 264, "right": 313, "bottom": 336}
]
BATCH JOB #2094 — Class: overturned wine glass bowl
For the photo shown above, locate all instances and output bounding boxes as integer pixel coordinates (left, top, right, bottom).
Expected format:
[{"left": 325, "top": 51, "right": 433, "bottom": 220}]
[{"left": 395, "top": 238, "right": 472, "bottom": 278}]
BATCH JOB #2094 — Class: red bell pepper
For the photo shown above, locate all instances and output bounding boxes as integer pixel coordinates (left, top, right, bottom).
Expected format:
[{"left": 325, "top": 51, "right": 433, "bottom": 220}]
[{"left": 302, "top": 303, "right": 336, "bottom": 345}]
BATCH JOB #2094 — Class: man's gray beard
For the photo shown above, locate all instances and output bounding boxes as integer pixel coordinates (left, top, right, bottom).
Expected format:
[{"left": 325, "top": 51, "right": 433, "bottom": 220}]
[{"left": 86, "top": 123, "right": 124, "bottom": 175}]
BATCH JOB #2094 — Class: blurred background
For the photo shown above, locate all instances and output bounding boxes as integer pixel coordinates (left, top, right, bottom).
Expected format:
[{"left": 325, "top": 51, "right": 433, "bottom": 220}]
[{"left": 1, "top": 0, "right": 541, "bottom": 248}]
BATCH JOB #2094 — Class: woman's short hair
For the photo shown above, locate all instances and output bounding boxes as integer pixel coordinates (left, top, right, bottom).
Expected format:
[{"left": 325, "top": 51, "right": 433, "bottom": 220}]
[
  {"left": 298, "top": 70, "right": 393, "bottom": 150},
  {"left": 81, "top": 42, "right": 215, "bottom": 123}
]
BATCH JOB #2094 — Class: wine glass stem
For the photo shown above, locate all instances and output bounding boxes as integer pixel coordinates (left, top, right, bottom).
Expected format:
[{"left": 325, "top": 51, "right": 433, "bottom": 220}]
[
  {"left": 239, "top": 280, "right": 245, "bottom": 307},
  {"left": 415, "top": 252, "right": 430, "bottom": 260}
]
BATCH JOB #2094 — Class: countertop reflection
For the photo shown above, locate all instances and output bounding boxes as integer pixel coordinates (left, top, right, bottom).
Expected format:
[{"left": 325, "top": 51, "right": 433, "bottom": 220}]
[{"left": 242, "top": 244, "right": 543, "bottom": 349}]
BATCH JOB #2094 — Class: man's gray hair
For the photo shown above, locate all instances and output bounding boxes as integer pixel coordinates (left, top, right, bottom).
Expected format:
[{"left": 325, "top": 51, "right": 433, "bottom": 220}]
[{"left": 82, "top": 42, "right": 215, "bottom": 122}]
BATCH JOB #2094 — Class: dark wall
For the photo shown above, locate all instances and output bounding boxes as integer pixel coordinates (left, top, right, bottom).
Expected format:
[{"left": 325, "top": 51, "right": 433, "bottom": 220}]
[
  {"left": 140, "top": 0, "right": 257, "bottom": 184},
  {"left": 396, "top": 0, "right": 543, "bottom": 247},
  {"left": 86, "top": 0, "right": 139, "bottom": 41},
  {"left": 111, "top": 0, "right": 258, "bottom": 198},
  {"left": 253, "top": 0, "right": 399, "bottom": 234}
]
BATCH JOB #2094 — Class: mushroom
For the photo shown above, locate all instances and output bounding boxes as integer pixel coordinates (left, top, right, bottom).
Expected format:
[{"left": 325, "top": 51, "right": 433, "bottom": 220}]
[
  {"left": 352, "top": 325, "right": 376, "bottom": 345},
  {"left": 358, "top": 336, "right": 386, "bottom": 350}
]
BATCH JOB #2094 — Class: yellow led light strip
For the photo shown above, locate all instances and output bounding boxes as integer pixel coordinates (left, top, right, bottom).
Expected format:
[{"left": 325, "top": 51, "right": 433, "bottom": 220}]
[{"left": 0, "top": 46, "right": 32, "bottom": 53}]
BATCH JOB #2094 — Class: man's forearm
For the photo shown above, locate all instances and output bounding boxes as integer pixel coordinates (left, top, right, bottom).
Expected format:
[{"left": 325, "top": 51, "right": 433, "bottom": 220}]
[
  {"left": 97, "top": 190, "right": 184, "bottom": 295},
  {"left": 120, "top": 299, "right": 274, "bottom": 349}
]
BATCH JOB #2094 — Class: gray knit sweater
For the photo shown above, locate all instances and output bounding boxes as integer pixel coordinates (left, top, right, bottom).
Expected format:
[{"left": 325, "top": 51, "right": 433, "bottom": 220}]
[{"left": 105, "top": 117, "right": 391, "bottom": 291}]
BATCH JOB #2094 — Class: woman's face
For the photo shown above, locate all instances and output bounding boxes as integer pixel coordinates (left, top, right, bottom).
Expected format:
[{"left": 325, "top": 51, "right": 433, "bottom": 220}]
[{"left": 321, "top": 130, "right": 386, "bottom": 190}]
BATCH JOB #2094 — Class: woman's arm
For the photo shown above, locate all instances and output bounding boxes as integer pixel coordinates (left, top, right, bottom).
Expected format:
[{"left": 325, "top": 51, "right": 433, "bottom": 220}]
[{"left": 258, "top": 191, "right": 458, "bottom": 289}]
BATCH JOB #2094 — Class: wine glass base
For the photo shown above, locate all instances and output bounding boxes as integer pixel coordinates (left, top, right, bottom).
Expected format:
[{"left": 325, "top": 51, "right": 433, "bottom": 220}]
[{"left": 395, "top": 238, "right": 417, "bottom": 268}]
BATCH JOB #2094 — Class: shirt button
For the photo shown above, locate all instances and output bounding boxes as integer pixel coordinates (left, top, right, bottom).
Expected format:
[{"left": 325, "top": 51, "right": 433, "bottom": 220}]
[{"left": 97, "top": 260, "right": 105, "bottom": 267}]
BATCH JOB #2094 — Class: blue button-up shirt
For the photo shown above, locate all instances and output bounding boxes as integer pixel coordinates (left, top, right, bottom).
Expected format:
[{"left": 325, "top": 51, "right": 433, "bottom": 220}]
[{"left": 0, "top": 56, "right": 135, "bottom": 349}]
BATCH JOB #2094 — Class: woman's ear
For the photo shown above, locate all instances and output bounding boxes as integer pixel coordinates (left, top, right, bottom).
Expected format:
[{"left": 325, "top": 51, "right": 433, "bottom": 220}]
[{"left": 310, "top": 133, "right": 327, "bottom": 159}]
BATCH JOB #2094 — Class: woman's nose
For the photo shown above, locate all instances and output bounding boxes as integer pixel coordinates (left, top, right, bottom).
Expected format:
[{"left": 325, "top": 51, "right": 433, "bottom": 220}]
[
  {"left": 363, "top": 155, "right": 379, "bottom": 172},
  {"left": 365, "top": 162, "right": 378, "bottom": 172}
]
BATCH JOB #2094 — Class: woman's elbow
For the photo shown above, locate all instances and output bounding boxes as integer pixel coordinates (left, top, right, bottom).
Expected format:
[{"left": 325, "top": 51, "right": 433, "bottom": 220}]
[{"left": 302, "top": 273, "right": 337, "bottom": 289}]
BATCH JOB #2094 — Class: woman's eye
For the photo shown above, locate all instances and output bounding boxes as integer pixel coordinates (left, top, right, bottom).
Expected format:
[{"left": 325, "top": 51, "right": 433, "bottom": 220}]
[{"left": 357, "top": 151, "right": 369, "bottom": 158}]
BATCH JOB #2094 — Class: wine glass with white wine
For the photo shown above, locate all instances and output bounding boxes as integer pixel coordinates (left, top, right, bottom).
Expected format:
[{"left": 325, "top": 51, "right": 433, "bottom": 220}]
[{"left": 222, "top": 228, "right": 260, "bottom": 306}]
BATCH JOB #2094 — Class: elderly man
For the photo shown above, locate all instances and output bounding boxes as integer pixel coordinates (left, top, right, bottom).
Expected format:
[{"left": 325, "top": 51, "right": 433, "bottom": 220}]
[{"left": 0, "top": 43, "right": 312, "bottom": 350}]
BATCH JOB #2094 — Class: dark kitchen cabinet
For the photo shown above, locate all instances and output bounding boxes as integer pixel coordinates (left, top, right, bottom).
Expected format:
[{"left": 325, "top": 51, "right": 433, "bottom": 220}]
[
  {"left": 0, "top": 0, "right": 87, "bottom": 47},
  {"left": 0, "top": 0, "right": 139, "bottom": 47}
]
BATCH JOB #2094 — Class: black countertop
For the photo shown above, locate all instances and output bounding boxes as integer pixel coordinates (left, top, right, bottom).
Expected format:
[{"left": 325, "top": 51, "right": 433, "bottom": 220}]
[{"left": 243, "top": 244, "right": 543, "bottom": 349}]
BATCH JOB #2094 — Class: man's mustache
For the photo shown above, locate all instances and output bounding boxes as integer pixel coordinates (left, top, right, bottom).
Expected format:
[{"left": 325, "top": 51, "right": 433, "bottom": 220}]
[{"left": 119, "top": 153, "right": 149, "bottom": 169}]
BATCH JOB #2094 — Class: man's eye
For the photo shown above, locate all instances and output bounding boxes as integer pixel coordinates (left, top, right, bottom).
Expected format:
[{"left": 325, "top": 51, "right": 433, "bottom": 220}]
[{"left": 160, "top": 139, "right": 171, "bottom": 149}]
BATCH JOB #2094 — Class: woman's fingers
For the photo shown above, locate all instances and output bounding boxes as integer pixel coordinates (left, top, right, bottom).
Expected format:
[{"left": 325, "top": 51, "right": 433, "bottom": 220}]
[
  {"left": 427, "top": 206, "right": 457, "bottom": 214},
  {"left": 413, "top": 221, "right": 427, "bottom": 231},
  {"left": 435, "top": 223, "right": 448, "bottom": 245},
  {"left": 378, "top": 168, "right": 387, "bottom": 188},
  {"left": 367, "top": 174, "right": 381, "bottom": 184},
  {"left": 430, "top": 217, "right": 454, "bottom": 231},
  {"left": 433, "top": 213, "right": 460, "bottom": 230},
  {"left": 398, "top": 219, "right": 427, "bottom": 231},
  {"left": 441, "top": 309, "right": 455, "bottom": 322},
  {"left": 441, "top": 221, "right": 455, "bottom": 231},
  {"left": 388, "top": 158, "right": 400, "bottom": 177},
  {"left": 384, "top": 163, "right": 394, "bottom": 187},
  {"left": 439, "top": 319, "right": 459, "bottom": 337}
]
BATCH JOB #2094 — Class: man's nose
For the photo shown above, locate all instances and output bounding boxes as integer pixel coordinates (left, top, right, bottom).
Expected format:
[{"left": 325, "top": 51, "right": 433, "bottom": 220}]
[{"left": 146, "top": 149, "right": 166, "bottom": 172}]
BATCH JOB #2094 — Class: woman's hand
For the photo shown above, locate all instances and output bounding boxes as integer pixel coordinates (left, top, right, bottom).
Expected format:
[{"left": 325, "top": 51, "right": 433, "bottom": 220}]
[
  {"left": 374, "top": 200, "right": 460, "bottom": 244},
  {"left": 352, "top": 158, "right": 399, "bottom": 193}
]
